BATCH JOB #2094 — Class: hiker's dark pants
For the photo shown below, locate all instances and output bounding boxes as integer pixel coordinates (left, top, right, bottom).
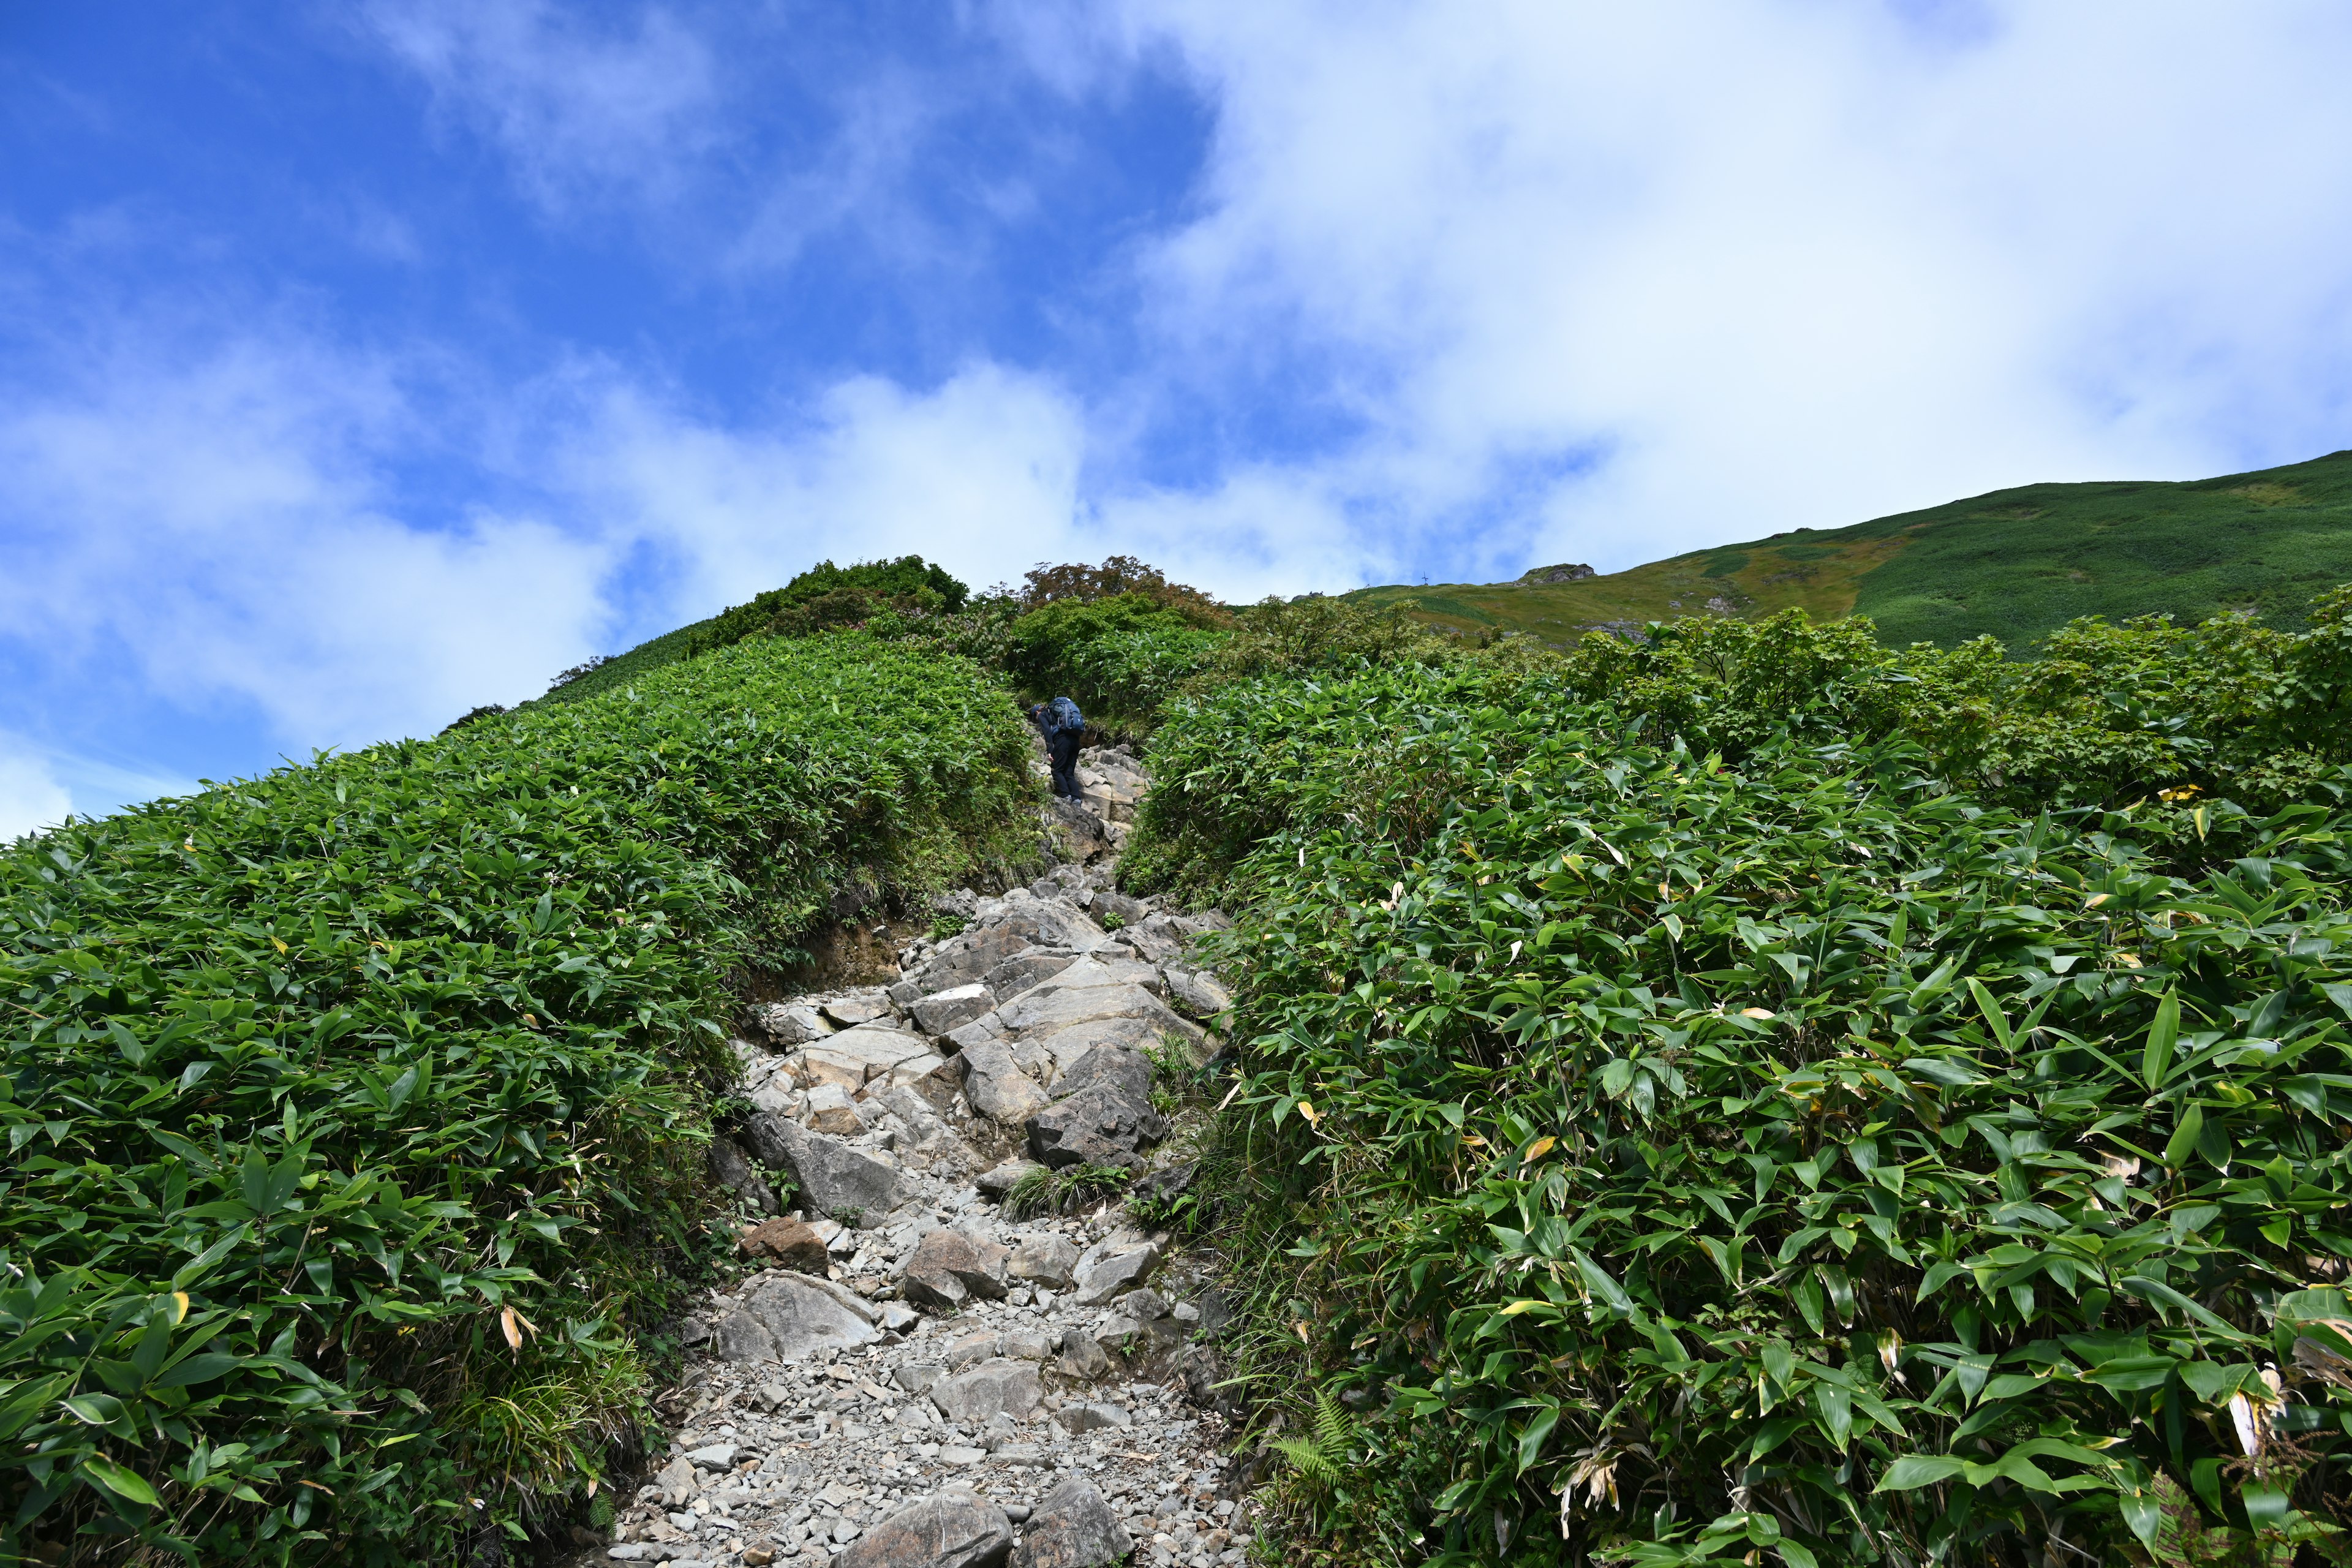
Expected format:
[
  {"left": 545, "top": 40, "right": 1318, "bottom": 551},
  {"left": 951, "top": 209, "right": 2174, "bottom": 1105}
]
[{"left": 1047, "top": 731, "right": 1083, "bottom": 802}]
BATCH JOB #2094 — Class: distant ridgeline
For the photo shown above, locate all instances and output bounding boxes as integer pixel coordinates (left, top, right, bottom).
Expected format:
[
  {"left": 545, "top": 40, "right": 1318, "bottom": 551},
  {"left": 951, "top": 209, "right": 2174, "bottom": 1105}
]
[{"left": 1352, "top": 447, "right": 2352, "bottom": 649}]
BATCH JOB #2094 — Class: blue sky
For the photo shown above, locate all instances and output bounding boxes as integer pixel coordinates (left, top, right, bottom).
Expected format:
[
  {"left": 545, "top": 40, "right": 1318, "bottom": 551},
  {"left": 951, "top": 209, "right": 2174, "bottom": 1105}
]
[{"left": 7, "top": 1, "right": 2352, "bottom": 836}]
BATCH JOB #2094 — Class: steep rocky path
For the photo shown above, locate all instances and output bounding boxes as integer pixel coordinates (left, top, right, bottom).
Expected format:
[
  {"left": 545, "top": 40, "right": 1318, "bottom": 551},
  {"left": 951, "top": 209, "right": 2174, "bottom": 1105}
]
[{"left": 575, "top": 746, "right": 1259, "bottom": 1568}]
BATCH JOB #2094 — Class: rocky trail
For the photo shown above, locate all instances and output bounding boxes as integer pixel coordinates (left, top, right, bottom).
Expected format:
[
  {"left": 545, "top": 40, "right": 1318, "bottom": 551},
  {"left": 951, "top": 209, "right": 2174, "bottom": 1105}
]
[{"left": 564, "top": 745, "right": 1261, "bottom": 1568}]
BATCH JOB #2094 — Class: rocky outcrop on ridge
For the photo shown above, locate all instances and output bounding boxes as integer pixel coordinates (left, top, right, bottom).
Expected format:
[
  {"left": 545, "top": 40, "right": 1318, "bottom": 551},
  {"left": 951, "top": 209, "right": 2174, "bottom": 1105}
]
[{"left": 581, "top": 747, "right": 1253, "bottom": 1568}]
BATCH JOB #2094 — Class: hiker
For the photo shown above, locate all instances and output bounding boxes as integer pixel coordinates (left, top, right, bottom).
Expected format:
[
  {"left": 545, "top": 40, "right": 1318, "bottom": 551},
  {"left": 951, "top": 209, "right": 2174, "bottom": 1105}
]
[{"left": 1030, "top": 695, "right": 1085, "bottom": 804}]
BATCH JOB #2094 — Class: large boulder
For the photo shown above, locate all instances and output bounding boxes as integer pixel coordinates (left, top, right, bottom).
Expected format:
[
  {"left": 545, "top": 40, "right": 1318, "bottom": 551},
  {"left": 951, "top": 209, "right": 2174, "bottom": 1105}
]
[
  {"left": 911, "top": 984, "right": 994, "bottom": 1037},
  {"left": 997, "top": 982, "right": 1185, "bottom": 1042},
  {"left": 930, "top": 1358, "right": 1042, "bottom": 1423},
  {"left": 745, "top": 1116, "right": 903, "bottom": 1221},
  {"left": 753, "top": 1001, "right": 834, "bottom": 1046},
  {"left": 1013, "top": 1476, "right": 1133, "bottom": 1568},
  {"left": 912, "top": 924, "right": 1033, "bottom": 995},
  {"left": 837, "top": 1491, "right": 1013, "bottom": 1568},
  {"left": 1026, "top": 1082, "right": 1167, "bottom": 1171},
  {"left": 980, "top": 949, "right": 1080, "bottom": 1003},
  {"left": 902, "top": 1229, "right": 1011, "bottom": 1310},
  {"left": 1041, "top": 799, "right": 1111, "bottom": 865},
  {"left": 958, "top": 1039, "right": 1052, "bottom": 1125},
  {"left": 712, "top": 1271, "right": 882, "bottom": 1362},
  {"left": 1164, "top": 966, "right": 1232, "bottom": 1018},
  {"left": 1025, "top": 1017, "right": 1163, "bottom": 1082},
  {"left": 1069, "top": 1241, "right": 1159, "bottom": 1306},
  {"left": 808, "top": 1024, "right": 940, "bottom": 1084},
  {"left": 1007, "top": 1234, "right": 1079, "bottom": 1291},
  {"left": 737, "top": 1216, "right": 830, "bottom": 1273},
  {"left": 1052, "top": 1045, "right": 1153, "bottom": 1106}
]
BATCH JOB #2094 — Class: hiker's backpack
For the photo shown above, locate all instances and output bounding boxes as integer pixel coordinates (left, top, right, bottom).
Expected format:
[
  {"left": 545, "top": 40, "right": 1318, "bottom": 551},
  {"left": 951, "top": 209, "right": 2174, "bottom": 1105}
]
[{"left": 1047, "top": 696, "right": 1084, "bottom": 736}]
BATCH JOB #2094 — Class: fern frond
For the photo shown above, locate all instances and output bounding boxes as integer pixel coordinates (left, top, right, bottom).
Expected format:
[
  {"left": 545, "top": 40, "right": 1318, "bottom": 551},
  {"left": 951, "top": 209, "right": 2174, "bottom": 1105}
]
[
  {"left": 1311, "top": 1389, "right": 1356, "bottom": 1463},
  {"left": 1273, "top": 1435, "right": 1338, "bottom": 1484}
]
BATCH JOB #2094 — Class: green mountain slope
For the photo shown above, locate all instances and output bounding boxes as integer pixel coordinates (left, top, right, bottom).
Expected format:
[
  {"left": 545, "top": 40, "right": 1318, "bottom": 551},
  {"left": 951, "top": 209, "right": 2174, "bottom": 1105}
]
[{"left": 1353, "top": 447, "right": 2352, "bottom": 646}]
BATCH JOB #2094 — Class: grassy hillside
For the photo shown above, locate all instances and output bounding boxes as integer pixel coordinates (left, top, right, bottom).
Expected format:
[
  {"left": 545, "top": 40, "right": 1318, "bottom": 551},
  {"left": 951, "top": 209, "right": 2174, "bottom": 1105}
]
[
  {"left": 0, "top": 635, "right": 1031, "bottom": 1564},
  {"left": 1353, "top": 448, "right": 2352, "bottom": 648},
  {"left": 1125, "top": 601, "right": 2352, "bottom": 1566}
]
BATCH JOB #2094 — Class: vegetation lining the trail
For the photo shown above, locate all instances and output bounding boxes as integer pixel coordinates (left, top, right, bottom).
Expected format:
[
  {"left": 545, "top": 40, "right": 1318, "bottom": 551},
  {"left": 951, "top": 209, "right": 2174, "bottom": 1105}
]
[
  {"left": 1350, "top": 448, "right": 2352, "bottom": 652},
  {"left": 1128, "top": 597, "right": 2352, "bottom": 1565},
  {"left": 0, "top": 635, "right": 1030, "bottom": 1565}
]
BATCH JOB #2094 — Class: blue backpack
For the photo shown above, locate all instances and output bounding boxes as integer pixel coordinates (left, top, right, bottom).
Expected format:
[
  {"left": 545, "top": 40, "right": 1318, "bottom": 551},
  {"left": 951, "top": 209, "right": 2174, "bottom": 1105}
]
[{"left": 1047, "top": 696, "right": 1084, "bottom": 736}]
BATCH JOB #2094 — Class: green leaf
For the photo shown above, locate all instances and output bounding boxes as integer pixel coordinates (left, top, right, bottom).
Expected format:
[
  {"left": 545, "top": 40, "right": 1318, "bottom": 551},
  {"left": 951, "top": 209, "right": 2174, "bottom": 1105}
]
[
  {"left": 80, "top": 1455, "right": 159, "bottom": 1507},
  {"left": 2143, "top": 992, "right": 2180, "bottom": 1090},
  {"left": 1875, "top": 1455, "right": 1967, "bottom": 1491},
  {"left": 2163, "top": 1103, "right": 2204, "bottom": 1169}
]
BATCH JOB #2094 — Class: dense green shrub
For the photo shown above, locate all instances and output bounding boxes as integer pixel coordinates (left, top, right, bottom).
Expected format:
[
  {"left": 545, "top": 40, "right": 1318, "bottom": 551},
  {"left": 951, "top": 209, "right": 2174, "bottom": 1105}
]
[
  {"left": 0, "top": 635, "right": 1030, "bottom": 1564},
  {"left": 1001, "top": 594, "right": 1228, "bottom": 733},
  {"left": 1140, "top": 649, "right": 2352, "bottom": 1564},
  {"left": 688, "top": 556, "right": 970, "bottom": 655}
]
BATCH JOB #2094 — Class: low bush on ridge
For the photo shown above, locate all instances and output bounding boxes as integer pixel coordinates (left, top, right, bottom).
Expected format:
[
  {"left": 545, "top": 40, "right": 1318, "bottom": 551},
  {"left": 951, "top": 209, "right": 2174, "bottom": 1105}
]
[
  {"left": 0, "top": 635, "right": 1030, "bottom": 1564},
  {"left": 1131, "top": 616, "right": 2352, "bottom": 1563}
]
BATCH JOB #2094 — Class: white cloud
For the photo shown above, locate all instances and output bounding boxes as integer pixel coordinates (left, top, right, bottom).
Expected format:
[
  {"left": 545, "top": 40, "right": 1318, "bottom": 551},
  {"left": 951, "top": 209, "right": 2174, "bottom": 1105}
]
[
  {"left": 546, "top": 359, "right": 1094, "bottom": 612},
  {"left": 0, "top": 326, "right": 619, "bottom": 749},
  {"left": 0, "top": 741, "right": 71, "bottom": 844},
  {"left": 1066, "top": 0, "right": 2352, "bottom": 575},
  {"left": 358, "top": 0, "right": 718, "bottom": 211}
]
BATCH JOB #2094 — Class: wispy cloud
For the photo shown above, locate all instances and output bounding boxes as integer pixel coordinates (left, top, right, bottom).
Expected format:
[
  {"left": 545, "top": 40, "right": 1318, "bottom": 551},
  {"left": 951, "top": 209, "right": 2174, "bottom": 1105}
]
[{"left": 357, "top": 0, "right": 720, "bottom": 213}]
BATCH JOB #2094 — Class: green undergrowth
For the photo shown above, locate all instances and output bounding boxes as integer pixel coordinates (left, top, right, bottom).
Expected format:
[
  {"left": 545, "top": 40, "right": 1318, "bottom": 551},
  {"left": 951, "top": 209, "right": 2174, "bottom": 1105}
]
[
  {"left": 1136, "top": 635, "right": 2352, "bottom": 1564},
  {"left": 0, "top": 634, "right": 1031, "bottom": 1564}
]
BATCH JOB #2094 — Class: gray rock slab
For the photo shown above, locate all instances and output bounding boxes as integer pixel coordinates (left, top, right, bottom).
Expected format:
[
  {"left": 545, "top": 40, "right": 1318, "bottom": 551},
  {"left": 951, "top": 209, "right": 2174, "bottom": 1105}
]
[
  {"left": 911, "top": 984, "right": 993, "bottom": 1036},
  {"left": 981, "top": 949, "right": 1080, "bottom": 1004},
  {"left": 997, "top": 982, "right": 1182, "bottom": 1041},
  {"left": 835, "top": 1491, "right": 1013, "bottom": 1568},
  {"left": 712, "top": 1270, "right": 883, "bottom": 1362},
  {"left": 974, "top": 1158, "right": 1042, "bottom": 1197},
  {"left": 1008, "top": 1234, "right": 1079, "bottom": 1291},
  {"left": 1054, "top": 1401, "right": 1131, "bottom": 1434},
  {"left": 1025, "top": 1016, "right": 1164, "bottom": 1079},
  {"left": 914, "top": 924, "right": 1031, "bottom": 993},
  {"left": 818, "top": 1025, "right": 941, "bottom": 1080},
  {"left": 1025, "top": 1082, "right": 1167, "bottom": 1172},
  {"left": 755, "top": 1001, "right": 835, "bottom": 1045},
  {"left": 1051, "top": 1045, "right": 1152, "bottom": 1106},
  {"left": 1070, "top": 1242, "right": 1160, "bottom": 1306},
  {"left": 958, "top": 1039, "right": 1052, "bottom": 1125},
  {"left": 1164, "top": 967, "right": 1232, "bottom": 1018},
  {"left": 902, "top": 1229, "right": 1011, "bottom": 1310},
  {"left": 750, "top": 1117, "right": 905, "bottom": 1220},
  {"left": 1014, "top": 1475, "right": 1133, "bottom": 1568},
  {"left": 821, "top": 996, "right": 891, "bottom": 1027},
  {"left": 932, "top": 1358, "right": 1042, "bottom": 1424}
]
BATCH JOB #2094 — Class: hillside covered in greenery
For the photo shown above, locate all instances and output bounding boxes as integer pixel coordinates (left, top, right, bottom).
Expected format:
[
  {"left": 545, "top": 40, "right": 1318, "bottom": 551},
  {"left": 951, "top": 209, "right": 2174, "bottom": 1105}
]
[
  {"left": 16, "top": 532, "right": 2352, "bottom": 1566},
  {"left": 1, "top": 636, "right": 1031, "bottom": 1562},
  {"left": 1351, "top": 448, "right": 2352, "bottom": 650}
]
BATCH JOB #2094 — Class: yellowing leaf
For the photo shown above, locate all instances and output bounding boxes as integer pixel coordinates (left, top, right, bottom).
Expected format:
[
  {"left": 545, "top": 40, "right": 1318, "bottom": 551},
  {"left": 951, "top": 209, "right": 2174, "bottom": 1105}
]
[
  {"left": 270, "top": 937, "right": 288, "bottom": 954},
  {"left": 500, "top": 1305, "right": 522, "bottom": 1352},
  {"left": 1741, "top": 1008, "right": 1776, "bottom": 1020},
  {"left": 1522, "top": 1136, "right": 1557, "bottom": 1164},
  {"left": 2084, "top": 892, "right": 2111, "bottom": 908},
  {"left": 1500, "top": 1299, "right": 1547, "bottom": 1316},
  {"left": 1297, "top": 1100, "right": 1321, "bottom": 1127},
  {"left": 170, "top": 1291, "right": 189, "bottom": 1324}
]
